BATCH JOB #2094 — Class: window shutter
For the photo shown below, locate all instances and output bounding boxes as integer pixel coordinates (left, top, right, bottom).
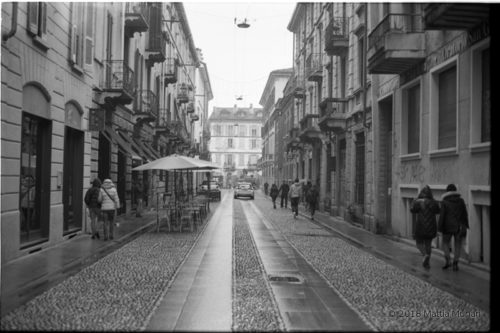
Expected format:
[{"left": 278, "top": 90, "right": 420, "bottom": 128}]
[
  {"left": 84, "top": 3, "right": 94, "bottom": 66},
  {"left": 39, "top": 2, "right": 47, "bottom": 38},
  {"left": 438, "top": 66, "right": 457, "bottom": 149},
  {"left": 27, "top": 2, "right": 39, "bottom": 35},
  {"left": 70, "top": 24, "right": 77, "bottom": 64}
]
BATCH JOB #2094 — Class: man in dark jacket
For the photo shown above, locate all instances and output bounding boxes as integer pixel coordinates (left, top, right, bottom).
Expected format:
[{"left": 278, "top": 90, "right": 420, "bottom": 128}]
[
  {"left": 438, "top": 184, "right": 469, "bottom": 271},
  {"left": 84, "top": 178, "right": 102, "bottom": 239},
  {"left": 410, "top": 185, "right": 440, "bottom": 269},
  {"left": 278, "top": 180, "right": 290, "bottom": 208}
]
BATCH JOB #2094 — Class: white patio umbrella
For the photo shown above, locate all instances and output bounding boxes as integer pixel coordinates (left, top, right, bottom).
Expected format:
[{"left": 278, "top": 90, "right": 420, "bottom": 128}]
[{"left": 132, "top": 154, "right": 220, "bottom": 231}]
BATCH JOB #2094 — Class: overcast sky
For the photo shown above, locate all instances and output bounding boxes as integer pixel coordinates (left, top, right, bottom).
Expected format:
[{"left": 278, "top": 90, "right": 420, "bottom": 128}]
[{"left": 183, "top": 2, "right": 296, "bottom": 112}]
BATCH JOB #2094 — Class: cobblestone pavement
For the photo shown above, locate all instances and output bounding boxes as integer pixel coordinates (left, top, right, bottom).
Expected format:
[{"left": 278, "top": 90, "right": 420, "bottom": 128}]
[
  {"left": 0, "top": 226, "right": 204, "bottom": 330},
  {"left": 252, "top": 194, "right": 490, "bottom": 331},
  {"left": 232, "top": 199, "right": 283, "bottom": 331}
]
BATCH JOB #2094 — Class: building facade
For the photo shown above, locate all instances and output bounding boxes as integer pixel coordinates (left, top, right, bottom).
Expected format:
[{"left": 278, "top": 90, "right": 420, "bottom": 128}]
[
  {"left": 271, "top": 3, "right": 489, "bottom": 267},
  {"left": 208, "top": 105, "right": 263, "bottom": 188},
  {"left": 259, "top": 68, "right": 293, "bottom": 186},
  {"left": 1, "top": 2, "right": 212, "bottom": 264}
]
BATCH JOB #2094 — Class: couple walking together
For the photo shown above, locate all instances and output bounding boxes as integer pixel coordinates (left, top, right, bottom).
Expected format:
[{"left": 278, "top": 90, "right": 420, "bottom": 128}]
[
  {"left": 410, "top": 184, "right": 469, "bottom": 271},
  {"left": 84, "top": 178, "right": 121, "bottom": 241},
  {"left": 286, "top": 179, "right": 319, "bottom": 220}
]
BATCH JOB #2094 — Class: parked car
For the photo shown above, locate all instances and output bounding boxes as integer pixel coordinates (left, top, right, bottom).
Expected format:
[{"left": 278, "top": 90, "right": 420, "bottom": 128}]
[
  {"left": 234, "top": 183, "right": 254, "bottom": 200},
  {"left": 199, "top": 181, "right": 220, "bottom": 193}
]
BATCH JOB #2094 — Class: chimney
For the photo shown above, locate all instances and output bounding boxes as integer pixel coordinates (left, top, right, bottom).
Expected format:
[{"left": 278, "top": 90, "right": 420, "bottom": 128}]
[{"left": 249, "top": 103, "right": 253, "bottom": 111}]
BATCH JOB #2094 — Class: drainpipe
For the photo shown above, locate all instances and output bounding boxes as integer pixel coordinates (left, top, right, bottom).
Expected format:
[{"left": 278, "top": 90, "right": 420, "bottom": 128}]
[
  {"left": 362, "top": 2, "right": 369, "bottom": 129},
  {"left": 2, "top": 2, "right": 18, "bottom": 42}
]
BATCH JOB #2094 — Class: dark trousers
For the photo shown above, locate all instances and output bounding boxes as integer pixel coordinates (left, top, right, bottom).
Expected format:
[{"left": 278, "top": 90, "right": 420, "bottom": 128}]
[
  {"left": 102, "top": 210, "right": 116, "bottom": 239},
  {"left": 280, "top": 195, "right": 288, "bottom": 208},
  {"left": 271, "top": 196, "right": 277, "bottom": 208},
  {"left": 309, "top": 201, "right": 317, "bottom": 216},
  {"left": 416, "top": 237, "right": 432, "bottom": 257},
  {"left": 291, "top": 197, "right": 300, "bottom": 215}
]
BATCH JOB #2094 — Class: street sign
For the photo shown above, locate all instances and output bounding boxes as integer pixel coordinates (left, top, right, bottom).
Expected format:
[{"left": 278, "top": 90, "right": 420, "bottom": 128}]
[{"left": 88, "top": 108, "right": 105, "bottom": 131}]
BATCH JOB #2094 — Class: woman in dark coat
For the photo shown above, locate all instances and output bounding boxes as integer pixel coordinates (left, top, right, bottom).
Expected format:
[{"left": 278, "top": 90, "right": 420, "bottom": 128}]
[
  {"left": 438, "top": 184, "right": 469, "bottom": 271},
  {"left": 269, "top": 183, "right": 279, "bottom": 209},
  {"left": 410, "top": 185, "right": 440, "bottom": 269}
]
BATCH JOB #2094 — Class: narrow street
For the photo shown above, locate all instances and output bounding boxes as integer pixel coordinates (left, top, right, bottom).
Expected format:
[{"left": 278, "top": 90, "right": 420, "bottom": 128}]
[{"left": 0, "top": 189, "right": 490, "bottom": 331}]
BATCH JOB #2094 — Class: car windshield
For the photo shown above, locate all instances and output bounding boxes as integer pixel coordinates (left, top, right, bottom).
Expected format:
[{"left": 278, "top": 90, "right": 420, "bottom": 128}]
[{"left": 240, "top": 184, "right": 251, "bottom": 189}]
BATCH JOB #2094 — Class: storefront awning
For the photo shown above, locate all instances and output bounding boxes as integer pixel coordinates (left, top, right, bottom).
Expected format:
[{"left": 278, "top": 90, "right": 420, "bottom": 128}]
[{"left": 104, "top": 127, "right": 141, "bottom": 160}]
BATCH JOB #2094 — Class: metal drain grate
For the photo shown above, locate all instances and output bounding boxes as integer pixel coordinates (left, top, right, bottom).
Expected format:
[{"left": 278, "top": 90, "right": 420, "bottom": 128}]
[{"left": 268, "top": 274, "right": 303, "bottom": 284}]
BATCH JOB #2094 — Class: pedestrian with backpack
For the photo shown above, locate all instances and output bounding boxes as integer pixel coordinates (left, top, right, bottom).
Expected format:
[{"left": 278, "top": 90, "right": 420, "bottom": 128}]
[
  {"left": 84, "top": 178, "right": 103, "bottom": 239},
  {"left": 100, "top": 178, "right": 120, "bottom": 241}
]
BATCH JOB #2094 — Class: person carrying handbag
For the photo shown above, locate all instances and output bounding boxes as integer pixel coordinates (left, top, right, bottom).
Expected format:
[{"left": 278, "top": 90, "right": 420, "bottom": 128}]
[{"left": 100, "top": 179, "right": 121, "bottom": 241}]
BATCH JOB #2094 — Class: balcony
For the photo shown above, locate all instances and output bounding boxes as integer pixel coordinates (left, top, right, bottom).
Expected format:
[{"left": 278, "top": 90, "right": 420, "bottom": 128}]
[
  {"left": 186, "top": 102, "right": 195, "bottom": 113},
  {"left": 134, "top": 90, "right": 158, "bottom": 123},
  {"left": 154, "top": 109, "right": 170, "bottom": 135},
  {"left": 224, "top": 162, "right": 236, "bottom": 172},
  {"left": 164, "top": 57, "right": 178, "bottom": 85},
  {"left": 318, "top": 97, "right": 347, "bottom": 134},
  {"left": 145, "top": 9, "right": 167, "bottom": 65},
  {"left": 293, "top": 73, "right": 305, "bottom": 99},
  {"left": 125, "top": 3, "right": 149, "bottom": 37},
  {"left": 286, "top": 127, "right": 302, "bottom": 151},
  {"left": 325, "top": 17, "right": 349, "bottom": 56},
  {"left": 299, "top": 114, "right": 322, "bottom": 143},
  {"left": 423, "top": 3, "right": 489, "bottom": 31},
  {"left": 98, "top": 60, "right": 135, "bottom": 107},
  {"left": 367, "top": 14, "right": 426, "bottom": 74},
  {"left": 190, "top": 114, "right": 199, "bottom": 122},
  {"left": 306, "top": 53, "right": 323, "bottom": 82}
]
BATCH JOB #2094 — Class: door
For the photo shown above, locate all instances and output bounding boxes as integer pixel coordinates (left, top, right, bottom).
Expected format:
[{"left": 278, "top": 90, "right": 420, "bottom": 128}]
[
  {"left": 20, "top": 113, "right": 52, "bottom": 246},
  {"left": 117, "top": 150, "right": 127, "bottom": 215},
  {"left": 63, "top": 126, "right": 84, "bottom": 234},
  {"left": 379, "top": 96, "right": 393, "bottom": 232}
]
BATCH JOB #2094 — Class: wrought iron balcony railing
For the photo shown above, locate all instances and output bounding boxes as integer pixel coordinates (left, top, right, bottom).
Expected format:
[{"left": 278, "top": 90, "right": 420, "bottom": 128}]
[
  {"left": 125, "top": 2, "right": 149, "bottom": 36},
  {"left": 135, "top": 90, "right": 158, "bottom": 121},
  {"left": 325, "top": 16, "right": 349, "bottom": 56},
  {"left": 164, "top": 57, "right": 178, "bottom": 85},
  {"left": 306, "top": 53, "right": 323, "bottom": 81},
  {"left": 145, "top": 8, "right": 167, "bottom": 64},
  {"left": 100, "top": 60, "right": 135, "bottom": 105}
]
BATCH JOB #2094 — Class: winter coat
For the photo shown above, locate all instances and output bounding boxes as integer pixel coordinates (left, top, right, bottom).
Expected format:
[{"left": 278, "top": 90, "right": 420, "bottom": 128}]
[
  {"left": 289, "top": 183, "right": 302, "bottom": 198},
  {"left": 100, "top": 179, "right": 120, "bottom": 211},
  {"left": 270, "top": 185, "right": 279, "bottom": 199},
  {"left": 306, "top": 187, "right": 319, "bottom": 204},
  {"left": 410, "top": 186, "right": 440, "bottom": 239},
  {"left": 279, "top": 184, "right": 290, "bottom": 197},
  {"left": 438, "top": 191, "right": 469, "bottom": 235}
]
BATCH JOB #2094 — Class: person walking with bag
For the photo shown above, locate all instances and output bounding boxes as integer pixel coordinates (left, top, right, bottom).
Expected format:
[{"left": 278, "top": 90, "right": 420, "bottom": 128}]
[
  {"left": 278, "top": 180, "right": 290, "bottom": 208},
  {"left": 289, "top": 178, "right": 302, "bottom": 219},
  {"left": 269, "top": 183, "right": 279, "bottom": 209},
  {"left": 438, "top": 184, "right": 469, "bottom": 271},
  {"left": 100, "top": 178, "right": 120, "bottom": 241},
  {"left": 410, "top": 185, "right": 440, "bottom": 269},
  {"left": 84, "top": 178, "right": 103, "bottom": 239}
]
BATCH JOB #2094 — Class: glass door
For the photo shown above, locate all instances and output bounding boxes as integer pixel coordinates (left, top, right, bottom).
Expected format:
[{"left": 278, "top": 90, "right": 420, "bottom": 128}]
[{"left": 63, "top": 126, "right": 84, "bottom": 234}]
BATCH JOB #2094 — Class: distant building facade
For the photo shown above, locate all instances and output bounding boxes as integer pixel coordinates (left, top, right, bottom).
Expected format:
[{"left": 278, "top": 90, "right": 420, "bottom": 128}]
[{"left": 208, "top": 105, "right": 263, "bottom": 187}]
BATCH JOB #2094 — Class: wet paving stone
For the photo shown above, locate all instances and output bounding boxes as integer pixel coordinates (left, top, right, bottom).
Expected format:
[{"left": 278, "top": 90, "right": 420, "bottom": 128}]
[{"left": 252, "top": 194, "right": 490, "bottom": 331}]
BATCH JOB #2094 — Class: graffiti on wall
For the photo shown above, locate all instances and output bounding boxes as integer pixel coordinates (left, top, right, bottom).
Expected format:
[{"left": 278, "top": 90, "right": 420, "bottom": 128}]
[
  {"left": 395, "top": 162, "right": 425, "bottom": 183},
  {"left": 430, "top": 160, "right": 454, "bottom": 183}
]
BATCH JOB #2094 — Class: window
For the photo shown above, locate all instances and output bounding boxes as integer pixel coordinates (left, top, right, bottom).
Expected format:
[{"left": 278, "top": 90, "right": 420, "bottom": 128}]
[
  {"left": 239, "top": 154, "right": 244, "bottom": 166},
  {"left": 27, "top": 2, "right": 48, "bottom": 48},
  {"left": 430, "top": 58, "right": 458, "bottom": 154},
  {"left": 228, "top": 138, "right": 233, "bottom": 148},
  {"left": 228, "top": 125, "right": 234, "bottom": 136},
  {"left": 214, "top": 124, "right": 221, "bottom": 136},
  {"left": 70, "top": 2, "right": 95, "bottom": 71},
  {"left": 402, "top": 82, "right": 420, "bottom": 155},
  {"left": 251, "top": 139, "right": 257, "bottom": 149},
  {"left": 239, "top": 125, "right": 246, "bottom": 136},
  {"left": 470, "top": 41, "right": 490, "bottom": 150},
  {"left": 358, "top": 37, "right": 364, "bottom": 88},
  {"left": 239, "top": 138, "right": 245, "bottom": 149}
]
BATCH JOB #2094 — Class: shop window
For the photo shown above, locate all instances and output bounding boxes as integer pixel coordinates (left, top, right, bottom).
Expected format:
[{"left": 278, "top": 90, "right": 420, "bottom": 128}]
[
  {"left": 470, "top": 40, "right": 490, "bottom": 152},
  {"left": 429, "top": 58, "right": 458, "bottom": 155},
  {"left": 402, "top": 81, "right": 421, "bottom": 156}
]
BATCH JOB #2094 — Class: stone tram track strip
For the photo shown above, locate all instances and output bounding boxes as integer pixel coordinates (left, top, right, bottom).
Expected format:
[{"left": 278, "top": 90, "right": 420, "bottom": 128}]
[
  {"left": 0, "top": 200, "right": 220, "bottom": 331},
  {"left": 250, "top": 195, "right": 489, "bottom": 331},
  {"left": 245, "top": 200, "right": 377, "bottom": 331},
  {"left": 232, "top": 198, "right": 285, "bottom": 331}
]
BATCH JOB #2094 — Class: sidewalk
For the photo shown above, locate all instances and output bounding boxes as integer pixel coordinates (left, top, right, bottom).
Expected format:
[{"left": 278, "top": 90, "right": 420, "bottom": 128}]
[
  {"left": 1, "top": 210, "right": 158, "bottom": 317},
  {"left": 294, "top": 202, "right": 490, "bottom": 312}
]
